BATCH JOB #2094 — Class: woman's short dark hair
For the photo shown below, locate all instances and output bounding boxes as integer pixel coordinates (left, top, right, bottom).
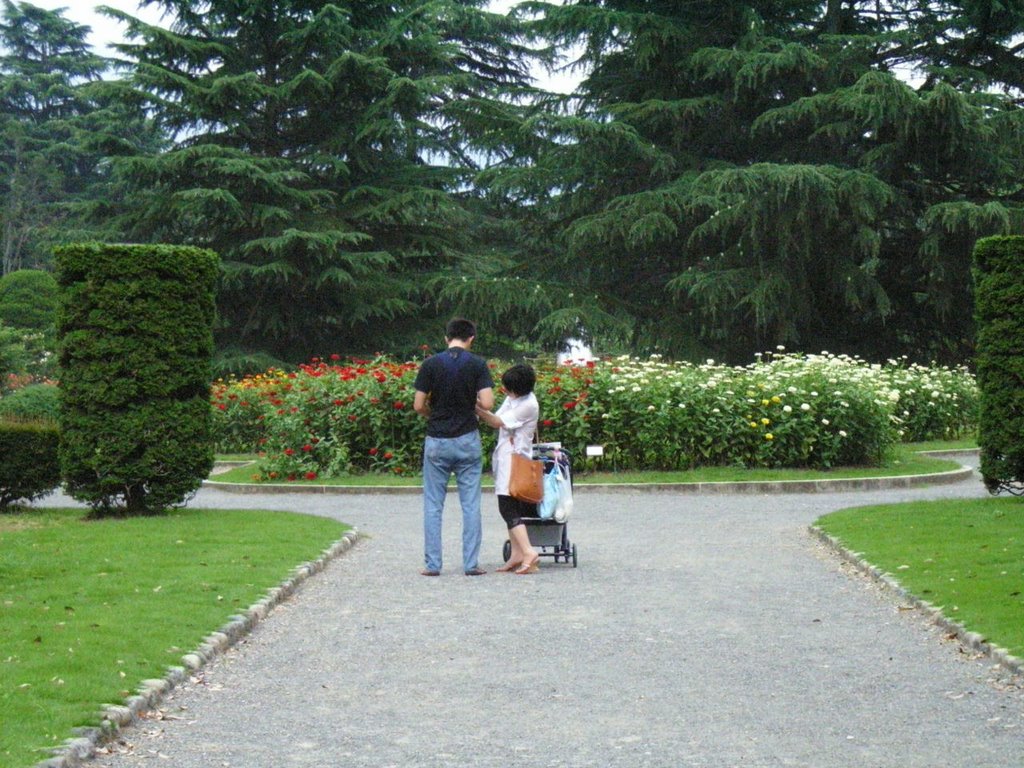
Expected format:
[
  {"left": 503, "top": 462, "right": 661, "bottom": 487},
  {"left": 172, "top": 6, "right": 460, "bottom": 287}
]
[{"left": 501, "top": 364, "right": 536, "bottom": 396}]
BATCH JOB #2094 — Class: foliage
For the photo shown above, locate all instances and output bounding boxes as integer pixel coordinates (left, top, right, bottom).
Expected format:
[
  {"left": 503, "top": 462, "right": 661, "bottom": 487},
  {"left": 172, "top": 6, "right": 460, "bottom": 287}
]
[
  {"left": 56, "top": 243, "right": 219, "bottom": 515},
  {"left": 0, "top": 418, "right": 58, "bottom": 508},
  {"left": 212, "top": 355, "right": 428, "bottom": 481},
  {"left": 0, "top": 2, "right": 157, "bottom": 274},
  {"left": 105, "top": 0, "right": 539, "bottom": 362},
  {"left": 0, "top": 507, "right": 345, "bottom": 768},
  {"left": 212, "top": 351, "right": 977, "bottom": 478},
  {"left": 0, "top": 319, "right": 27, "bottom": 382},
  {"left": 468, "top": 0, "right": 1024, "bottom": 365},
  {"left": 0, "top": 380, "right": 57, "bottom": 419},
  {"left": 0, "top": 269, "right": 58, "bottom": 381},
  {"left": 0, "top": 268, "right": 56, "bottom": 329},
  {"left": 972, "top": 235, "right": 1024, "bottom": 495}
]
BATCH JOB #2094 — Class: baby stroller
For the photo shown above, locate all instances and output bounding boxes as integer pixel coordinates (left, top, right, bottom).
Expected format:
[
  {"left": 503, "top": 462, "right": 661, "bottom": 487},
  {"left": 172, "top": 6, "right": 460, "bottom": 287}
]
[{"left": 502, "top": 444, "right": 577, "bottom": 567}]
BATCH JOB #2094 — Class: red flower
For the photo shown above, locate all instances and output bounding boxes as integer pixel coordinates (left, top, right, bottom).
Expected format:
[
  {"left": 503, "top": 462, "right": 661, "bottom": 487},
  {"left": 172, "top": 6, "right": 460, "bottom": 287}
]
[
  {"left": 216, "top": 403, "right": 227, "bottom": 411},
  {"left": 302, "top": 444, "right": 313, "bottom": 452},
  {"left": 333, "top": 399, "right": 344, "bottom": 406},
  {"left": 564, "top": 401, "right": 577, "bottom": 410},
  {"left": 369, "top": 448, "right": 379, "bottom": 455},
  {"left": 542, "top": 419, "right": 554, "bottom": 427},
  {"left": 284, "top": 448, "right": 295, "bottom": 456},
  {"left": 393, "top": 401, "right": 405, "bottom": 409},
  {"left": 330, "top": 353, "right": 341, "bottom": 361},
  {"left": 384, "top": 452, "right": 394, "bottom": 460},
  {"left": 304, "top": 471, "right": 318, "bottom": 480}
]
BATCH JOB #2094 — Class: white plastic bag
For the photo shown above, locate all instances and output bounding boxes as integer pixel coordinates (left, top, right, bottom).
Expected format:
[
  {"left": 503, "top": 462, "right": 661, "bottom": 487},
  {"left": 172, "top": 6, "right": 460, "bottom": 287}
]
[{"left": 552, "top": 461, "right": 573, "bottom": 522}]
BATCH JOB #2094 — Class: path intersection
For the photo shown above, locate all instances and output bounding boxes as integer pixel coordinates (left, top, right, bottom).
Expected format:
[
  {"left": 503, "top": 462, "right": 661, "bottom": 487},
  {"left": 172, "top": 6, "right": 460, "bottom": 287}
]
[{"left": 62, "top": 457, "right": 1024, "bottom": 767}]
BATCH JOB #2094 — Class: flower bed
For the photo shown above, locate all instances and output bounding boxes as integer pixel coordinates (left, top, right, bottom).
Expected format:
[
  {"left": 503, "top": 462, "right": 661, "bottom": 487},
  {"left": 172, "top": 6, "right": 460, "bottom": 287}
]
[{"left": 210, "top": 351, "right": 977, "bottom": 481}]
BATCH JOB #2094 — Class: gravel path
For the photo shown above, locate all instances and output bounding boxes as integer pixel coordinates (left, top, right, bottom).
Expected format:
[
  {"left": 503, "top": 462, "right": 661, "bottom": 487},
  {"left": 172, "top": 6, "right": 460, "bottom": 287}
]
[{"left": 79, "top": 459, "right": 1022, "bottom": 768}]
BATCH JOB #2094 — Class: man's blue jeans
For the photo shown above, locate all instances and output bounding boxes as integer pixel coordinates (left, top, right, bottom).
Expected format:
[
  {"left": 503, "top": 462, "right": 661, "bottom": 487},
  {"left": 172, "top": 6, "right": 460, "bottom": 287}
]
[{"left": 422, "top": 431, "right": 483, "bottom": 573}]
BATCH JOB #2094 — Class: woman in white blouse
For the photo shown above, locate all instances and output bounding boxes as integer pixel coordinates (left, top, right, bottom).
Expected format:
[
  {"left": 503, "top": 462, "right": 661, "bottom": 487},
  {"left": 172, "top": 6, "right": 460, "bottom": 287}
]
[{"left": 475, "top": 363, "right": 541, "bottom": 574}]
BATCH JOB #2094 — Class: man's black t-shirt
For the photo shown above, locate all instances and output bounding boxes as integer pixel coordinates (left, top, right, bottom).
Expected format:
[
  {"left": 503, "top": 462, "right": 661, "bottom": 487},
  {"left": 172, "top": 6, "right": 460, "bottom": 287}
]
[{"left": 414, "top": 347, "right": 493, "bottom": 438}]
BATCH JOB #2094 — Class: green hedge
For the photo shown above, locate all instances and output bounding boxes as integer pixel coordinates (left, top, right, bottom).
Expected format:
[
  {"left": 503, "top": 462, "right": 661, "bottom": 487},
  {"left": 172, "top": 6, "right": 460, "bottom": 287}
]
[
  {"left": 972, "top": 235, "right": 1024, "bottom": 494},
  {"left": 0, "top": 420, "right": 60, "bottom": 508},
  {"left": 56, "top": 243, "right": 219, "bottom": 515}
]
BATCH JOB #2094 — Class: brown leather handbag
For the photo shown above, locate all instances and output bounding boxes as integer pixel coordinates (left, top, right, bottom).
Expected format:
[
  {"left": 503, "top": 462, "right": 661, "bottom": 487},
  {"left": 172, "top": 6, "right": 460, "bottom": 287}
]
[{"left": 508, "top": 450, "right": 544, "bottom": 504}]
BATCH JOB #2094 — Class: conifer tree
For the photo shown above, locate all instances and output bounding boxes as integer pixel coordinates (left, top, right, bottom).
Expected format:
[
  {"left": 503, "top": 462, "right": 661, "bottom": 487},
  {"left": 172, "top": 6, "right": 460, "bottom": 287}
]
[
  {"left": 485, "top": 0, "right": 1024, "bottom": 362},
  {"left": 0, "top": 1, "right": 105, "bottom": 273},
  {"left": 105, "top": 0, "right": 536, "bottom": 365},
  {"left": 0, "top": 1, "right": 159, "bottom": 274}
]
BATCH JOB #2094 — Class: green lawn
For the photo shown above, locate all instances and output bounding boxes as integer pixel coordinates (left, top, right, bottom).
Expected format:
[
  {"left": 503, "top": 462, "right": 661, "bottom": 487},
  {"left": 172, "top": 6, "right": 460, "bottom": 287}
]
[
  {"left": 815, "top": 497, "right": 1024, "bottom": 660},
  {"left": 212, "top": 444, "right": 967, "bottom": 486},
  {"left": 0, "top": 508, "right": 347, "bottom": 768}
]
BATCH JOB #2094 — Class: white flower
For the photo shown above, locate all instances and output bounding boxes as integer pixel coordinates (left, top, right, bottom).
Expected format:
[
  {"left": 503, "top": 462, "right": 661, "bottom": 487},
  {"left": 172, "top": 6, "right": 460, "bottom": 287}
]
[
  {"left": 782, "top": 405, "right": 792, "bottom": 413},
  {"left": 821, "top": 418, "right": 830, "bottom": 426},
  {"left": 647, "top": 405, "right": 656, "bottom": 411},
  {"left": 800, "top": 403, "right": 811, "bottom": 411},
  {"left": 839, "top": 430, "right": 847, "bottom": 437}
]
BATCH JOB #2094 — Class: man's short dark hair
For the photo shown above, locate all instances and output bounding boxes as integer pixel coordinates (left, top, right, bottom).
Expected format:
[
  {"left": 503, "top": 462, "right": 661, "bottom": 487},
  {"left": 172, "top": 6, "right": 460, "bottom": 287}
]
[
  {"left": 501, "top": 363, "right": 536, "bottom": 396},
  {"left": 445, "top": 318, "right": 476, "bottom": 342}
]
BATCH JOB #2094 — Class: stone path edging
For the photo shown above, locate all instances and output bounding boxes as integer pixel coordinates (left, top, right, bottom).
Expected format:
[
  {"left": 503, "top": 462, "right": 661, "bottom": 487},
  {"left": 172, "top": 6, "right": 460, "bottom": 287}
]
[
  {"left": 37, "top": 529, "right": 362, "bottom": 768},
  {"left": 809, "top": 524, "right": 1023, "bottom": 678},
  {"left": 202, "top": 464, "right": 974, "bottom": 495}
]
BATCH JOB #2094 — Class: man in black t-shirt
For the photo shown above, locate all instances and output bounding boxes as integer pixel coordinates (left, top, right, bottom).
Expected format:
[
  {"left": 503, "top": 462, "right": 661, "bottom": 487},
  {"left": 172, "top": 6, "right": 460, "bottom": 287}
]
[{"left": 413, "top": 318, "right": 494, "bottom": 576}]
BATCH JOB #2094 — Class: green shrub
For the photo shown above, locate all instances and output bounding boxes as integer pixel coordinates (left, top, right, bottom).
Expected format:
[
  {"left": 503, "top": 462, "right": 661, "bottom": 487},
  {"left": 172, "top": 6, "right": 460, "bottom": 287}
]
[
  {"left": 56, "top": 243, "right": 219, "bottom": 515},
  {"left": 972, "top": 235, "right": 1024, "bottom": 494},
  {"left": 0, "top": 269, "right": 58, "bottom": 331},
  {"left": 0, "top": 420, "right": 60, "bottom": 508},
  {"left": 0, "top": 382, "right": 59, "bottom": 421}
]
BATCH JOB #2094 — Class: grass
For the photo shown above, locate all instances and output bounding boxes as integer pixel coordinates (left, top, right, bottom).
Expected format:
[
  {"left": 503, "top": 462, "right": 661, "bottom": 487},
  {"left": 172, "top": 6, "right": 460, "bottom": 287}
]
[
  {"left": 0, "top": 507, "right": 347, "bottom": 768},
  {"left": 815, "top": 496, "right": 1024, "bottom": 660},
  {"left": 211, "top": 444, "right": 967, "bottom": 487},
  {"left": 909, "top": 438, "right": 980, "bottom": 452}
]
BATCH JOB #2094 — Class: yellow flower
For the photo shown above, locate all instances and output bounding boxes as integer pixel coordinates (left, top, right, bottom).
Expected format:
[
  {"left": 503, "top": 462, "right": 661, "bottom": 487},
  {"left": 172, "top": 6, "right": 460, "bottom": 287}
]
[
  {"left": 771, "top": 395, "right": 781, "bottom": 403},
  {"left": 765, "top": 433, "right": 774, "bottom": 440},
  {"left": 750, "top": 421, "right": 759, "bottom": 428},
  {"left": 761, "top": 399, "right": 770, "bottom": 406},
  {"left": 761, "top": 418, "right": 770, "bottom": 425}
]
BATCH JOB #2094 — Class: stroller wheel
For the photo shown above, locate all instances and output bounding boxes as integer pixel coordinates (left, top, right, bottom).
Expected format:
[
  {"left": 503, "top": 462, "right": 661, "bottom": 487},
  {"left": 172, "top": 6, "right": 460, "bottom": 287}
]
[
  {"left": 571, "top": 543, "right": 578, "bottom": 567},
  {"left": 502, "top": 540, "right": 511, "bottom": 563}
]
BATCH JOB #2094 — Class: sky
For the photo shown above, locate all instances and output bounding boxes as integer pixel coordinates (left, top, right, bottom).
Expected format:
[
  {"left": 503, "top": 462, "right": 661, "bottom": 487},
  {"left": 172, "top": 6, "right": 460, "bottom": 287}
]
[{"left": 25, "top": 0, "right": 582, "bottom": 92}]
